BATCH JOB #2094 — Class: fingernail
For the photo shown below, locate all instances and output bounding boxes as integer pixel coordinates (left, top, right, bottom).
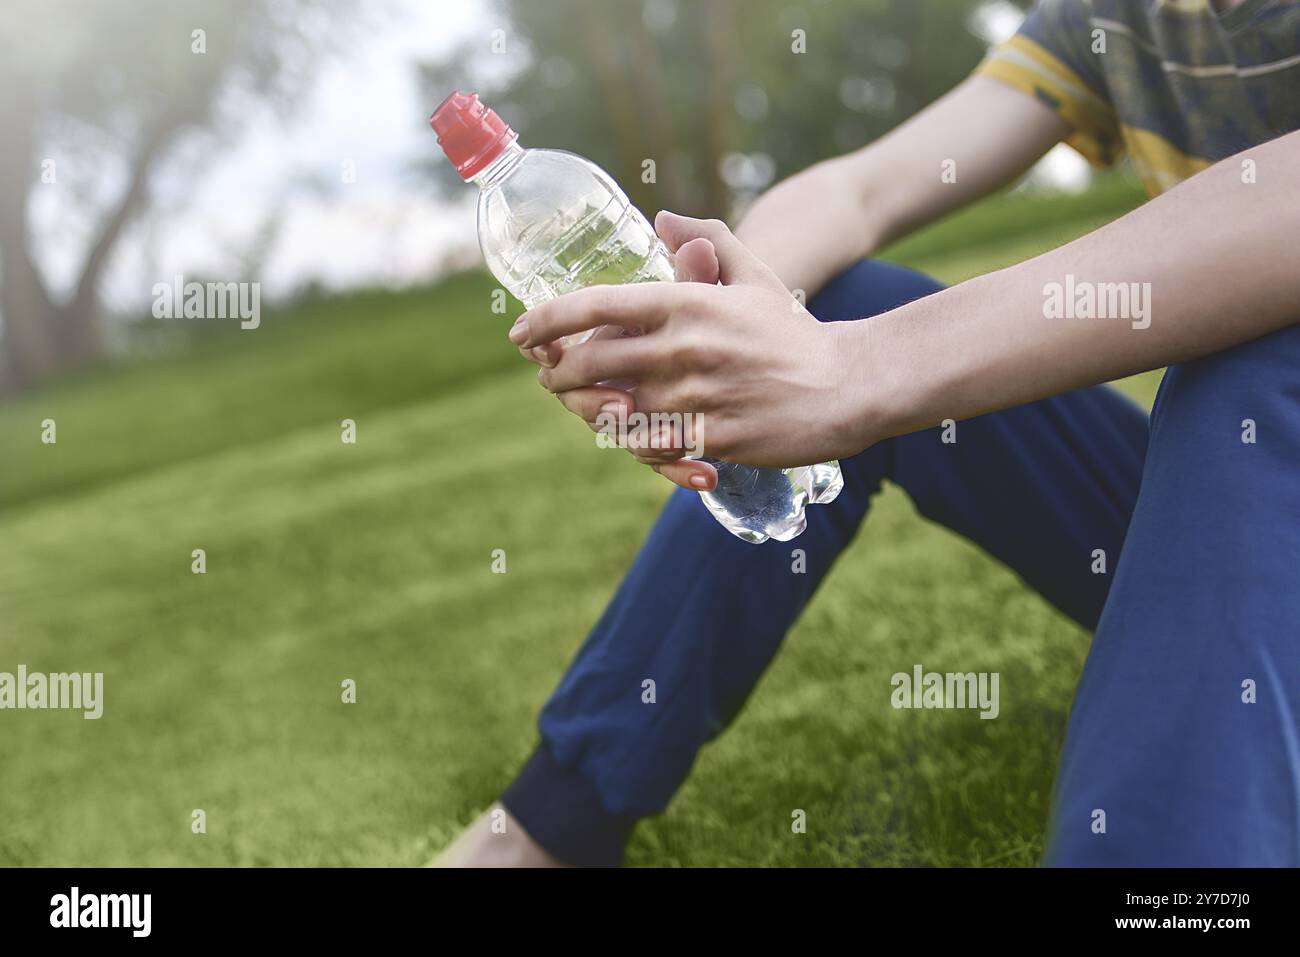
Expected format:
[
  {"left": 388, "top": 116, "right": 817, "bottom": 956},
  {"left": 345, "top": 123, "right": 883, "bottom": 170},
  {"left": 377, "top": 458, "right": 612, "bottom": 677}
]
[
  {"left": 508, "top": 318, "right": 529, "bottom": 345},
  {"left": 531, "top": 345, "right": 554, "bottom": 368},
  {"left": 599, "top": 400, "right": 624, "bottom": 419},
  {"left": 689, "top": 474, "right": 711, "bottom": 490}
]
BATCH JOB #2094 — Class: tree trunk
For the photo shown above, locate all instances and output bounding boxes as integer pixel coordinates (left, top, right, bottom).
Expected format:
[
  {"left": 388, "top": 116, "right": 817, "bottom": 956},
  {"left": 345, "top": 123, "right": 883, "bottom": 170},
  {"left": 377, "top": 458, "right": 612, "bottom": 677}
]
[
  {"left": 0, "top": 85, "right": 178, "bottom": 391},
  {"left": 54, "top": 110, "right": 175, "bottom": 367},
  {"left": 701, "top": 0, "right": 735, "bottom": 219},
  {"left": 0, "top": 77, "right": 60, "bottom": 392}
]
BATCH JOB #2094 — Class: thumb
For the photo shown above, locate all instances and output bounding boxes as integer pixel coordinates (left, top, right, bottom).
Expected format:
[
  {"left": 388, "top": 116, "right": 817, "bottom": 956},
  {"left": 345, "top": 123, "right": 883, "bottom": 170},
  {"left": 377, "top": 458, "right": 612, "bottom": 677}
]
[
  {"left": 673, "top": 237, "right": 720, "bottom": 284},
  {"left": 655, "top": 210, "right": 785, "bottom": 291}
]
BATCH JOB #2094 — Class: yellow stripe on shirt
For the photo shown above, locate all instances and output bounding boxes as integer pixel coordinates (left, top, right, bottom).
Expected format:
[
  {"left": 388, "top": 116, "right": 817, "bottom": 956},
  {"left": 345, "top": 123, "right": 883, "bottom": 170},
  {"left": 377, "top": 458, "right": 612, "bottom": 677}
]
[
  {"left": 977, "top": 34, "right": 1122, "bottom": 166},
  {"left": 1119, "top": 125, "right": 1213, "bottom": 194}
]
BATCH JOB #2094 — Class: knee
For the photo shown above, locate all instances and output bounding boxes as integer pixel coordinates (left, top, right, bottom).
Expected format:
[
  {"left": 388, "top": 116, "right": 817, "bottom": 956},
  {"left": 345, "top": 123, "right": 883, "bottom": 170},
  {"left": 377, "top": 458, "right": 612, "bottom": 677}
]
[
  {"left": 806, "top": 259, "right": 944, "bottom": 324},
  {"left": 1155, "top": 326, "right": 1300, "bottom": 426},
  {"left": 1147, "top": 325, "right": 1300, "bottom": 491}
]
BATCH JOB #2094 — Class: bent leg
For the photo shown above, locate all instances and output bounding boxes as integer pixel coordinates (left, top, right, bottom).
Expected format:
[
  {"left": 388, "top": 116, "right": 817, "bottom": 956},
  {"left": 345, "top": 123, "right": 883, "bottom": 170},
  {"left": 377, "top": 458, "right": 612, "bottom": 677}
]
[{"left": 1046, "top": 325, "right": 1300, "bottom": 866}]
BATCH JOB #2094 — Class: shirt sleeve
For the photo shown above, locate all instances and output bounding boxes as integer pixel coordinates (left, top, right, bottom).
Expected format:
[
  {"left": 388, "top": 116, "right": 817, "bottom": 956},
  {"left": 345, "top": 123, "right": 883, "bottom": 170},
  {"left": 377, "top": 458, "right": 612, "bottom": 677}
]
[{"left": 974, "top": 0, "right": 1122, "bottom": 166}]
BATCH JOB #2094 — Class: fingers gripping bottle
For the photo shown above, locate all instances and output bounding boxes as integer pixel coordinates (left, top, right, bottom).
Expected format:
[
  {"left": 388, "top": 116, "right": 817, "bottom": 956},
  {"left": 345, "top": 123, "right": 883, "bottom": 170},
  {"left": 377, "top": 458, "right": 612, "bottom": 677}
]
[{"left": 431, "top": 91, "right": 842, "bottom": 543}]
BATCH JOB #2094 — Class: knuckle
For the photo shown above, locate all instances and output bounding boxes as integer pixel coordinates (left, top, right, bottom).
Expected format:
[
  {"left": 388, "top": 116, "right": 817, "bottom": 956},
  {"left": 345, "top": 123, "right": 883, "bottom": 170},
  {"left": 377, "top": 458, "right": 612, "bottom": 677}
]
[
  {"left": 526, "top": 302, "right": 552, "bottom": 334},
  {"left": 690, "top": 339, "right": 725, "bottom": 373},
  {"left": 556, "top": 349, "right": 590, "bottom": 387},
  {"left": 667, "top": 334, "right": 709, "bottom": 369},
  {"left": 661, "top": 383, "right": 688, "bottom": 410},
  {"left": 663, "top": 284, "right": 704, "bottom": 321},
  {"left": 556, "top": 390, "right": 585, "bottom": 416},
  {"left": 668, "top": 376, "right": 710, "bottom": 411}
]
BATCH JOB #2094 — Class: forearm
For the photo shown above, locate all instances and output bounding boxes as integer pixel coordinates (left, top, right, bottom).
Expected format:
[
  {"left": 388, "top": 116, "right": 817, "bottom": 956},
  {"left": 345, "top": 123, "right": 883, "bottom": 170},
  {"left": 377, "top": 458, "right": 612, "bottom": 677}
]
[
  {"left": 737, "top": 76, "right": 1069, "bottom": 299},
  {"left": 735, "top": 155, "right": 881, "bottom": 298},
  {"left": 850, "top": 130, "right": 1300, "bottom": 445}
]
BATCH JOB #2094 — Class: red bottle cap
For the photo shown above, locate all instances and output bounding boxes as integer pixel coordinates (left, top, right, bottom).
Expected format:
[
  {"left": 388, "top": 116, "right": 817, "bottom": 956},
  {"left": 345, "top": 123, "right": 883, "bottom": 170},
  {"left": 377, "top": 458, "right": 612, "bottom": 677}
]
[{"left": 430, "top": 91, "right": 517, "bottom": 180}]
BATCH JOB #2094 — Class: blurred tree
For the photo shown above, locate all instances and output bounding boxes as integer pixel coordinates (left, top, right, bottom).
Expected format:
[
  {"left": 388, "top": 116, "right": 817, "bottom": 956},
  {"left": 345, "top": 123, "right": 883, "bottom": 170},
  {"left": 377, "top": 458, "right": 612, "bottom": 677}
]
[
  {"left": 421, "top": 0, "right": 1022, "bottom": 219},
  {"left": 0, "top": 0, "right": 350, "bottom": 392}
]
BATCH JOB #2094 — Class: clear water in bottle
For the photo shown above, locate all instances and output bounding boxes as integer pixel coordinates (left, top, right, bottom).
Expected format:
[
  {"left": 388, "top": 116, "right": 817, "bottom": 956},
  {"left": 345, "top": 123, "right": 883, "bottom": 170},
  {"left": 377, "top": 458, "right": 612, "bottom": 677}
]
[{"left": 431, "top": 91, "right": 842, "bottom": 543}]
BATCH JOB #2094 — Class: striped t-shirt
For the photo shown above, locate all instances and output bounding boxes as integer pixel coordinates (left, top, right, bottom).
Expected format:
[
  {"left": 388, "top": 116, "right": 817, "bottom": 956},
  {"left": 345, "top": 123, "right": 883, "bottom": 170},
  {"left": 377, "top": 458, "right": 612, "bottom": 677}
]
[{"left": 977, "top": 0, "right": 1300, "bottom": 195}]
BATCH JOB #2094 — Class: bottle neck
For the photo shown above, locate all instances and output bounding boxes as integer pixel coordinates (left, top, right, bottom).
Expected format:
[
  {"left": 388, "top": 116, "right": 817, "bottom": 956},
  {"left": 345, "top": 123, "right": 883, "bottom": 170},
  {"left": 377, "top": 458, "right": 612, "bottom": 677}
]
[{"left": 470, "top": 140, "right": 525, "bottom": 189}]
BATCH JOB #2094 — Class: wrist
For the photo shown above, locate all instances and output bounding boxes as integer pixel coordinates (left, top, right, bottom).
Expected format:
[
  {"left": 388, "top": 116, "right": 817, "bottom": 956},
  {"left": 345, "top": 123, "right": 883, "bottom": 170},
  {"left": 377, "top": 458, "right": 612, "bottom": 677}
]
[
  {"left": 825, "top": 315, "right": 906, "bottom": 456},
  {"left": 832, "top": 295, "right": 950, "bottom": 453}
]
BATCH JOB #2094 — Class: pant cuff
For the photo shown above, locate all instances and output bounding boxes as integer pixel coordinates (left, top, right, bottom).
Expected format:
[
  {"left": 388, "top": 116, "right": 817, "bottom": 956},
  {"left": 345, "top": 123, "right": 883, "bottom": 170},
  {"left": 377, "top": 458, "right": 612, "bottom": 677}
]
[{"left": 500, "top": 741, "right": 635, "bottom": 867}]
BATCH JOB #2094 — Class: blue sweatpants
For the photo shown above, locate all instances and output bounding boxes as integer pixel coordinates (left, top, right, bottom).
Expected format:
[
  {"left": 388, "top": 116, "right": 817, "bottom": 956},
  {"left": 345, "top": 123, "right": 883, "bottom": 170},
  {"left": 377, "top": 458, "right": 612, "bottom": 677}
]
[{"left": 500, "top": 259, "right": 1300, "bottom": 866}]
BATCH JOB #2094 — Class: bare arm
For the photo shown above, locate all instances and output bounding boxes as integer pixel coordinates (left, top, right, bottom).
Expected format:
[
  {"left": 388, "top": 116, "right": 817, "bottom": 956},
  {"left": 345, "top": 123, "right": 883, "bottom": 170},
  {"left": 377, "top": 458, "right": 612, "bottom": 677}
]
[
  {"left": 848, "top": 129, "right": 1300, "bottom": 446},
  {"left": 735, "top": 75, "right": 1071, "bottom": 297}
]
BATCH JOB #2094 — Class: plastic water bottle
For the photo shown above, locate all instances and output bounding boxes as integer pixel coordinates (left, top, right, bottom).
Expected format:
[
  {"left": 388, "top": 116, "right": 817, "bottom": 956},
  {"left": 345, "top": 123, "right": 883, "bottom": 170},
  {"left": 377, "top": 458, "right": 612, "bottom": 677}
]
[{"left": 430, "top": 90, "right": 843, "bottom": 543}]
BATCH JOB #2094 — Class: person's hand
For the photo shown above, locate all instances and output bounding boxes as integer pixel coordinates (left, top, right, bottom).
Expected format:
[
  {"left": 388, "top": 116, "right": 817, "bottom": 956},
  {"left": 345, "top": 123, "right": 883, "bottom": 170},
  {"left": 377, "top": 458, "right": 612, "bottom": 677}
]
[
  {"left": 517, "top": 215, "right": 726, "bottom": 489},
  {"left": 512, "top": 211, "right": 870, "bottom": 489}
]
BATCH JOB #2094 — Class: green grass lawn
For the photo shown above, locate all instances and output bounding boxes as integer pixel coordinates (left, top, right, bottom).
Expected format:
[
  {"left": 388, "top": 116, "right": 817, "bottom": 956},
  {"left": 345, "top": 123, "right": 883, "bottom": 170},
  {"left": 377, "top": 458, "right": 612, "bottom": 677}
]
[{"left": 0, "top": 179, "right": 1161, "bottom": 866}]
